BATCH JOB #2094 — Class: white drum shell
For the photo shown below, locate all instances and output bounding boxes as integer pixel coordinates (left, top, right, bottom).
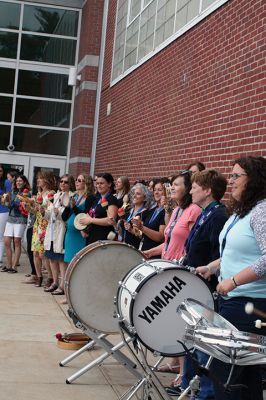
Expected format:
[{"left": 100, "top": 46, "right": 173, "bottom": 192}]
[
  {"left": 117, "top": 260, "right": 214, "bottom": 356},
  {"left": 65, "top": 241, "right": 144, "bottom": 333}
]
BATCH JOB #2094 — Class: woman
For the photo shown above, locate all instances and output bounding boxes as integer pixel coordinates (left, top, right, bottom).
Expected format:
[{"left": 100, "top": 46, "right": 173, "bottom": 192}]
[
  {"left": 114, "top": 175, "right": 130, "bottom": 208},
  {"left": 79, "top": 173, "right": 118, "bottom": 244},
  {"left": 187, "top": 160, "right": 206, "bottom": 174},
  {"left": 63, "top": 174, "right": 94, "bottom": 264},
  {"left": 144, "top": 171, "right": 201, "bottom": 260},
  {"left": 31, "top": 171, "right": 56, "bottom": 287},
  {"left": 43, "top": 174, "right": 75, "bottom": 295},
  {"left": 131, "top": 179, "right": 166, "bottom": 253},
  {"left": 144, "top": 171, "right": 201, "bottom": 378},
  {"left": 197, "top": 156, "right": 266, "bottom": 400},
  {"left": 2, "top": 175, "right": 31, "bottom": 273},
  {"left": 0, "top": 165, "right": 12, "bottom": 266},
  {"left": 122, "top": 183, "right": 152, "bottom": 249}
]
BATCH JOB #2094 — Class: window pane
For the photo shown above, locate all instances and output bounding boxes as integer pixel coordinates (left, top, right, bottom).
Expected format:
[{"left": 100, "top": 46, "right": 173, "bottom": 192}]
[
  {"left": 15, "top": 99, "right": 71, "bottom": 128},
  {"left": 0, "top": 2, "right": 20, "bottom": 29},
  {"left": 20, "top": 34, "right": 76, "bottom": 65},
  {"left": 0, "top": 32, "right": 18, "bottom": 59},
  {"left": 23, "top": 5, "right": 79, "bottom": 37},
  {"left": 13, "top": 127, "right": 68, "bottom": 156},
  {"left": 0, "top": 125, "right": 10, "bottom": 150},
  {"left": 202, "top": 0, "right": 215, "bottom": 11},
  {"left": 18, "top": 70, "right": 72, "bottom": 100},
  {"left": 0, "top": 68, "right": 15, "bottom": 93},
  {"left": 0, "top": 96, "right": 13, "bottom": 122}
]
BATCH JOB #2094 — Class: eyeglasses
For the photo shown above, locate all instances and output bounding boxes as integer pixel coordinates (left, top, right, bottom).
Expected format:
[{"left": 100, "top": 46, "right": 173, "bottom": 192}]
[
  {"left": 60, "top": 180, "right": 69, "bottom": 184},
  {"left": 76, "top": 178, "right": 85, "bottom": 183},
  {"left": 228, "top": 173, "right": 247, "bottom": 180}
]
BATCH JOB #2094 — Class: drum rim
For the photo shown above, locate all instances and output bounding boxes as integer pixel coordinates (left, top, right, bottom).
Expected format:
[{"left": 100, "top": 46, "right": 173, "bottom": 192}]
[
  {"left": 65, "top": 240, "right": 145, "bottom": 333},
  {"left": 118, "top": 265, "right": 215, "bottom": 356}
]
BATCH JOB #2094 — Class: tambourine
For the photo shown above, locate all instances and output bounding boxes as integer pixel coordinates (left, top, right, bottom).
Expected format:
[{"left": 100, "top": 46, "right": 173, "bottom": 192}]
[{"left": 74, "top": 213, "right": 90, "bottom": 231}]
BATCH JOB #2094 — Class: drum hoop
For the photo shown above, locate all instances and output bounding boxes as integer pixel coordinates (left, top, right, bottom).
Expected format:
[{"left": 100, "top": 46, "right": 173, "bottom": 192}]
[
  {"left": 124, "top": 265, "right": 214, "bottom": 356},
  {"left": 65, "top": 240, "right": 145, "bottom": 331}
]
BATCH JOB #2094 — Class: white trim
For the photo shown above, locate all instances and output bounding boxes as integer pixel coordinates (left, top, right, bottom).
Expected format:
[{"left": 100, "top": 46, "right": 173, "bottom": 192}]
[
  {"left": 69, "top": 156, "right": 91, "bottom": 164},
  {"left": 13, "top": 123, "right": 69, "bottom": 131},
  {"left": 111, "top": 0, "right": 230, "bottom": 86},
  {"left": 72, "top": 124, "right": 93, "bottom": 131},
  {"left": 0, "top": 150, "right": 66, "bottom": 159},
  {"left": 0, "top": 0, "right": 82, "bottom": 11},
  {"left": 15, "top": 94, "right": 72, "bottom": 103},
  {"left": 77, "top": 54, "right": 99, "bottom": 72}
]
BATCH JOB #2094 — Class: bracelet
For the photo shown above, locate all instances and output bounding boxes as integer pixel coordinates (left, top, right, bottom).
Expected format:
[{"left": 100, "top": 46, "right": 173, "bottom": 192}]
[{"left": 231, "top": 276, "right": 238, "bottom": 288}]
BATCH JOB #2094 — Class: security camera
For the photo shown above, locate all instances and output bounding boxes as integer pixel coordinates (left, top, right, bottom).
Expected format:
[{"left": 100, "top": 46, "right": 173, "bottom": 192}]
[{"left": 7, "top": 144, "right": 15, "bottom": 152}]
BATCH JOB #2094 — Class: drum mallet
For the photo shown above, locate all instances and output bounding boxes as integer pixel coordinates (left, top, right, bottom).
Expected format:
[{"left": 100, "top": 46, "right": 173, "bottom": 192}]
[{"left": 245, "top": 302, "right": 266, "bottom": 329}]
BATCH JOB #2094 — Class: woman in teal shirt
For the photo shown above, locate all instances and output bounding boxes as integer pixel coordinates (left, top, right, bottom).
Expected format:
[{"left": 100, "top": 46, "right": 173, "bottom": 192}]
[{"left": 197, "top": 156, "right": 266, "bottom": 400}]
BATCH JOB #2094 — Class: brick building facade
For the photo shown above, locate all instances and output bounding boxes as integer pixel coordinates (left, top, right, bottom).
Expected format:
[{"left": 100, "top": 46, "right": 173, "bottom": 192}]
[{"left": 72, "top": 0, "right": 265, "bottom": 182}]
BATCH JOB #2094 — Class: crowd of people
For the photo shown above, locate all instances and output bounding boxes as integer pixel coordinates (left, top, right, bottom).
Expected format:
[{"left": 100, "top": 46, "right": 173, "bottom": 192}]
[{"left": 0, "top": 155, "right": 265, "bottom": 400}]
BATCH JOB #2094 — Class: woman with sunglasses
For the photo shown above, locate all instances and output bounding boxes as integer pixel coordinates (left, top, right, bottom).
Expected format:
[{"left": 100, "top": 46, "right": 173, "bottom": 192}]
[
  {"left": 62, "top": 174, "right": 94, "bottom": 263},
  {"left": 2, "top": 175, "right": 31, "bottom": 273},
  {"left": 43, "top": 174, "right": 75, "bottom": 295},
  {"left": 0, "top": 165, "right": 12, "bottom": 267},
  {"left": 79, "top": 173, "right": 118, "bottom": 244},
  {"left": 197, "top": 156, "right": 266, "bottom": 400}
]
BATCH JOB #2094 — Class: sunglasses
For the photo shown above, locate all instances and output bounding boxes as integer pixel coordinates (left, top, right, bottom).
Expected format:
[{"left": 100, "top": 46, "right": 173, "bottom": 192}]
[
  {"left": 60, "top": 180, "right": 69, "bottom": 184},
  {"left": 228, "top": 173, "right": 247, "bottom": 180},
  {"left": 76, "top": 178, "right": 85, "bottom": 183}
]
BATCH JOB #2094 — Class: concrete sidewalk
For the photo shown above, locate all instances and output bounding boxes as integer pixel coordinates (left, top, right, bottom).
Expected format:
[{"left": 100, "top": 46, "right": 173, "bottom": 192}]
[{"left": 0, "top": 253, "right": 139, "bottom": 400}]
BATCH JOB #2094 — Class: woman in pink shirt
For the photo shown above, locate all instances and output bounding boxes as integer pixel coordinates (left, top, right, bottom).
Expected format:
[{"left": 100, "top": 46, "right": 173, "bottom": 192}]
[
  {"left": 144, "top": 171, "right": 201, "bottom": 261},
  {"left": 144, "top": 170, "right": 201, "bottom": 379}
]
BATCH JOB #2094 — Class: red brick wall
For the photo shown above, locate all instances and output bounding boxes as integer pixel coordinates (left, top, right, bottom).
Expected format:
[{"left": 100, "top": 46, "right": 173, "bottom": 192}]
[
  {"left": 69, "top": 0, "right": 105, "bottom": 176},
  {"left": 94, "top": 0, "right": 265, "bottom": 182}
]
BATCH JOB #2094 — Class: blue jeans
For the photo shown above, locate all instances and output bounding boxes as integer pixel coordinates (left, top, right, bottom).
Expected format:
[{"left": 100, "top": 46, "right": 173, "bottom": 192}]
[{"left": 182, "top": 350, "right": 214, "bottom": 399}]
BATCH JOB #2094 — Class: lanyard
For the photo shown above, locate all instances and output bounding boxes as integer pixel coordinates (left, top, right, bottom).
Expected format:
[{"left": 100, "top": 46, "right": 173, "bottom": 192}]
[
  {"left": 126, "top": 205, "right": 145, "bottom": 223},
  {"left": 220, "top": 215, "right": 239, "bottom": 257},
  {"left": 164, "top": 208, "right": 183, "bottom": 254},
  {"left": 185, "top": 202, "right": 220, "bottom": 253},
  {"left": 90, "top": 192, "right": 110, "bottom": 217},
  {"left": 147, "top": 206, "right": 163, "bottom": 226}
]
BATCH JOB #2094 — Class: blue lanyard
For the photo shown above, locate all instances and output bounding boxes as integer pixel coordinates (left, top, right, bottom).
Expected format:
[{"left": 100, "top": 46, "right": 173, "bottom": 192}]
[
  {"left": 185, "top": 203, "right": 220, "bottom": 253},
  {"left": 220, "top": 215, "right": 239, "bottom": 257},
  {"left": 147, "top": 206, "right": 163, "bottom": 226},
  {"left": 126, "top": 205, "right": 145, "bottom": 223},
  {"left": 164, "top": 208, "right": 183, "bottom": 254}
]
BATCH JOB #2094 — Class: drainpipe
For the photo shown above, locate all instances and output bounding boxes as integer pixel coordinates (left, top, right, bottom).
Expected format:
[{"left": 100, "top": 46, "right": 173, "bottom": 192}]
[{"left": 90, "top": 0, "right": 109, "bottom": 176}]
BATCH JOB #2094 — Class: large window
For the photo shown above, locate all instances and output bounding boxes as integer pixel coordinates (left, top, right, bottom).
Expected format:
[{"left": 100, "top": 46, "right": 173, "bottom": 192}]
[
  {"left": 112, "top": 0, "right": 229, "bottom": 82},
  {"left": 0, "top": 0, "right": 81, "bottom": 157}
]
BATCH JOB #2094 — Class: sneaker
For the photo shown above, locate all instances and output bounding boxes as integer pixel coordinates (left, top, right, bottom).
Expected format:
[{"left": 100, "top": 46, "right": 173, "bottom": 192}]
[{"left": 165, "top": 385, "right": 183, "bottom": 396}]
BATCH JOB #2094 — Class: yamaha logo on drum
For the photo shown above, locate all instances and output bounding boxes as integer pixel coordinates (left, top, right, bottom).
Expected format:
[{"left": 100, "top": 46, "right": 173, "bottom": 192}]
[{"left": 138, "top": 275, "right": 187, "bottom": 324}]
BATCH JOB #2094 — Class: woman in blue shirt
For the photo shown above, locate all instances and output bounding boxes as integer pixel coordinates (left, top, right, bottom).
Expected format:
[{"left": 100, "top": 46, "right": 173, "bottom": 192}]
[
  {"left": 0, "top": 165, "right": 12, "bottom": 266},
  {"left": 197, "top": 156, "right": 266, "bottom": 400}
]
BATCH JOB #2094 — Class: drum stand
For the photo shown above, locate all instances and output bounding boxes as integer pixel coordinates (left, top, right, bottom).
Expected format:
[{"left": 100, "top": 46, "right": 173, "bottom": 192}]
[
  {"left": 118, "top": 324, "right": 173, "bottom": 400},
  {"left": 59, "top": 319, "right": 142, "bottom": 384}
]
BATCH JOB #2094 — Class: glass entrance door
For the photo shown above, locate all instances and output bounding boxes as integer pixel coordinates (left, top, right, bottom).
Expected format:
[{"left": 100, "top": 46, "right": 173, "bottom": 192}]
[{"left": 0, "top": 153, "right": 65, "bottom": 190}]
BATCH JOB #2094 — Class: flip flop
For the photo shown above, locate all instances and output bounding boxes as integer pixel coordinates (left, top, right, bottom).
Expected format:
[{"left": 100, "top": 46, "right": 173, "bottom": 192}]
[
  {"left": 157, "top": 363, "right": 180, "bottom": 373},
  {"left": 8, "top": 269, "right": 18, "bottom": 273},
  {"left": 51, "top": 288, "right": 64, "bottom": 295}
]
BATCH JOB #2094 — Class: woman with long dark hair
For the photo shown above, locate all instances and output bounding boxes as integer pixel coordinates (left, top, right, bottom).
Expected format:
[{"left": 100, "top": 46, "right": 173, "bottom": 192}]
[
  {"left": 2, "top": 175, "right": 31, "bottom": 273},
  {"left": 197, "top": 156, "right": 266, "bottom": 400}
]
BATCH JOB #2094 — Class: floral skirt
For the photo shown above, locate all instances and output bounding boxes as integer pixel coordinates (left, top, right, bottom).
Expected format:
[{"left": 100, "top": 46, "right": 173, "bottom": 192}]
[{"left": 31, "top": 212, "right": 48, "bottom": 254}]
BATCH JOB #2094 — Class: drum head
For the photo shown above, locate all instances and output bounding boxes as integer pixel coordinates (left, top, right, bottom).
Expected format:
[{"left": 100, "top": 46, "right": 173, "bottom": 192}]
[
  {"left": 131, "top": 267, "right": 214, "bottom": 356},
  {"left": 73, "top": 213, "right": 87, "bottom": 230},
  {"left": 65, "top": 241, "right": 144, "bottom": 333},
  {"left": 178, "top": 298, "right": 237, "bottom": 330}
]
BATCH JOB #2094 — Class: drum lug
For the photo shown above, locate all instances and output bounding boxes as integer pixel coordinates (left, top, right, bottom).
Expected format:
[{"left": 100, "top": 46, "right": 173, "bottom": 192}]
[
  {"left": 113, "top": 296, "right": 117, "bottom": 305},
  {"left": 128, "top": 325, "right": 137, "bottom": 335}
]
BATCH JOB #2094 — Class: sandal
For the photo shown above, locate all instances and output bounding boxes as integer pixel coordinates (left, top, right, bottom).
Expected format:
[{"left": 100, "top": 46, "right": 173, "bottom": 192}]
[
  {"left": 157, "top": 363, "right": 180, "bottom": 373},
  {"left": 0, "top": 266, "right": 9, "bottom": 272},
  {"left": 44, "top": 283, "right": 58, "bottom": 293},
  {"left": 51, "top": 288, "right": 64, "bottom": 295},
  {"left": 8, "top": 268, "right": 18, "bottom": 273}
]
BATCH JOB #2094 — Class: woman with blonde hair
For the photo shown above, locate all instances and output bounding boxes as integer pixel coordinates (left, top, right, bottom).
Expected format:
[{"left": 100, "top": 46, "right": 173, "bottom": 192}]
[{"left": 31, "top": 171, "right": 57, "bottom": 287}]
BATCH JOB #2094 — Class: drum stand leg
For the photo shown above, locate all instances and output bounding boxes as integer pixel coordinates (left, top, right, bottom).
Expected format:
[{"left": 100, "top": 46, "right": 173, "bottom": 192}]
[
  {"left": 64, "top": 323, "right": 142, "bottom": 384},
  {"left": 59, "top": 333, "right": 107, "bottom": 367},
  {"left": 118, "top": 326, "right": 173, "bottom": 400}
]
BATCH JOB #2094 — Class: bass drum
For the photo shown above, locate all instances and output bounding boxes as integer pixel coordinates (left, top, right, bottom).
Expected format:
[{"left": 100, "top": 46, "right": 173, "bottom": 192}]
[
  {"left": 116, "top": 259, "right": 214, "bottom": 356},
  {"left": 65, "top": 241, "right": 144, "bottom": 334}
]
